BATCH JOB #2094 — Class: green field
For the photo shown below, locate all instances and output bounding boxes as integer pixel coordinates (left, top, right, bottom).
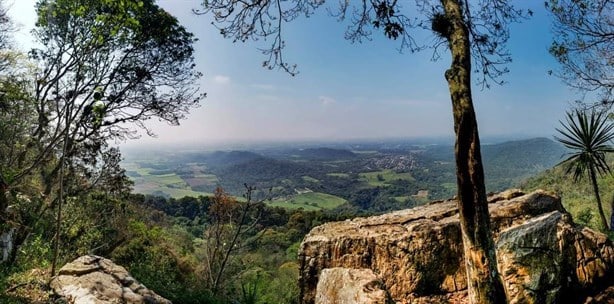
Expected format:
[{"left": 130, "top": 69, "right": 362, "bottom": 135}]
[
  {"left": 184, "top": 174, "right": 219, "bottom": 188},
  {"left": 327, "top": 172, "right": 350, "bottom": 178},
  {"left": 267, "top": 192, "right": 347, "bottom": 211},
  {"left": 302, "top": 176, "right": 320, "bottom": 183},
  {"left": 360, "top": 170, "right": 414, "bottom": 187},
  {"left": 126, "top": 162, "right": 212, "bottom": 198},
  {"left": 393, "top": 196, "right": 410, "bottom": 203}
]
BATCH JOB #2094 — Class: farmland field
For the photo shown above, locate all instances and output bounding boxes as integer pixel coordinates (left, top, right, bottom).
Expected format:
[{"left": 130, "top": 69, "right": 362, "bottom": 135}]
[
  {"left": 125, "top": 161, "right": 213, "bottom": 198},
  {"left": 267, "top": 192, "right": 347, "bottom": 211},
  {"left": 359, "top": 169, "right": 414, "bottom": 187}
]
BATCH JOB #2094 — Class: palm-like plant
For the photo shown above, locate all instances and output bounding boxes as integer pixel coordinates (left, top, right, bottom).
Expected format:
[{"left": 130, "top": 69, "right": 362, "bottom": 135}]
[{"left": 555, "top": 109, "right": 614, "bottom": 230}]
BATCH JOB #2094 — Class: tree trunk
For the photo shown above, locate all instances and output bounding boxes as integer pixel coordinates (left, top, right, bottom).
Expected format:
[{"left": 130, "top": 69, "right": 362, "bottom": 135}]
[
  {"left": 588, "top": 165, "right": 609, "bottom": 230},
  {"left": 440, "top": 0, "right": 506, "bottom": 303}
]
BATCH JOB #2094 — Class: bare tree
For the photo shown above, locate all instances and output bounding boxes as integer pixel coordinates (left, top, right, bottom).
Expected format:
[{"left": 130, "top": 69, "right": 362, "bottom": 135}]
[
  {"left": 197, "top": 1, "right": 530, "bottom": 303},
  {"left": 201, "top": 186, "right": 264, "bottom": 295}
]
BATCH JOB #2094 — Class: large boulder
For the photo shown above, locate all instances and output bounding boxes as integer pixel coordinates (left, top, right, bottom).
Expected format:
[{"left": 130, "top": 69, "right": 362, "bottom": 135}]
[
  {"left": 299, "top": 190, "right": 614, "bottom": 304},
  {"left": 50, "top": 255, "right": 171, "bottom": 304}
]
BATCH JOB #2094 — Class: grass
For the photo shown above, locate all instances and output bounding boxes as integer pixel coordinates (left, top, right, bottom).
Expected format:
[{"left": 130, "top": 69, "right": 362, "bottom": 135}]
[
  {"left": 359, "top": 170, "right": 414, "bottom": 187},
  {"left": 267, "top": 192, "right": 347, "bottom": 211},
  {"left": 327, "top": 173, "right": 349, "bottom": 178},
  {"left": 393, "top": 196, "right": 410, "bottom": 203}
]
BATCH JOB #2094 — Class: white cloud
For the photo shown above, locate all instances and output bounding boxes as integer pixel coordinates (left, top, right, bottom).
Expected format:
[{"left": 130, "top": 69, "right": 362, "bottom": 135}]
[
  {"left": 213, "top": 75, "right": 231, "bottom": 85},
  {"left": 319, "top": 96, "right": 336, "bottom": 106}
]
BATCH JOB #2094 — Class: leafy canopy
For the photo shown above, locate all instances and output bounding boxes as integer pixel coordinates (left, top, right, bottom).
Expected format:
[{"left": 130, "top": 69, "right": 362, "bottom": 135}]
[
  {"left": 32, "top": 0, "right": 203, "bottom": 141},
  {"left": 547, "top": 0, "right": 613, "bottom": 105}
]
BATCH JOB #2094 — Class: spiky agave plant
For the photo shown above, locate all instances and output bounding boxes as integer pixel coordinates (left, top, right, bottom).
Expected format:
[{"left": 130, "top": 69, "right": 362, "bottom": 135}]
[{"left": 555, "top": 108, "right": 614, "bottom": 230}]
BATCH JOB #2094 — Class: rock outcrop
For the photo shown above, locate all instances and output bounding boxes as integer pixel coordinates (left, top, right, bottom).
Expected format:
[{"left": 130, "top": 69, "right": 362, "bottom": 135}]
[
  {"left": 299, "top": 190, "right": 614, "bottom": 304},
  {"left": 315, "top": 268, "right": 389, "bottom": 304},
  {"left": 50, "top": 255, "right": 171, "bottom": 304}
]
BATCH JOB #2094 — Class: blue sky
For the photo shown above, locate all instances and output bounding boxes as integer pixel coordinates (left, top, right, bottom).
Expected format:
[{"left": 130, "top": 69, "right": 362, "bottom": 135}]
[{"left": 8, "top": 0, "right": 577, "bottom": 146}]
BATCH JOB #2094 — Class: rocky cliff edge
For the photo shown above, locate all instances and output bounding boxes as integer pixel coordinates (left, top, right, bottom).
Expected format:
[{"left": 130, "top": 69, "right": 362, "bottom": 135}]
[{"left": 299, "top": 189, "right": 614, "bottom": 304}]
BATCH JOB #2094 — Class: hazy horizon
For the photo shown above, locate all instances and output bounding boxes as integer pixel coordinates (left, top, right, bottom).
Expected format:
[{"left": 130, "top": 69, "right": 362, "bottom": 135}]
[
  {"left": 118, "top": 135, "right": 561, "bottom": 155},
  {"left": 8, "top": 1, "right": 577, "bottom": 149}
]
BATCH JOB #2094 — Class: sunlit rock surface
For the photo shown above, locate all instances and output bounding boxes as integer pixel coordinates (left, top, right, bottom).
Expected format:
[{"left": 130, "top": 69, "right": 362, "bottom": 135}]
[
  {"left": 50, "top": 255, "right": 171, "bottom": 304},
  {"left": 299, "top": 190, "right": 614, "bottom": 304}
]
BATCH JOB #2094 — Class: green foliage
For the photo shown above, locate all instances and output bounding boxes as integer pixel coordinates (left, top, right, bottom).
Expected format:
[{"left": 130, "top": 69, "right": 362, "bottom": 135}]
[
  {"left": 555, "top": 109, "right": 614, "bottom": 181},
  {"left": 112, "top": 219, "right": 215, "bottom": 304},
  {"left": 523, "top": 154, "right": 614, "bottom": 234},
  {"left": 239, "top": 273, "right": 260, "bottom": 304},
  {"left": 555, "top": 108, "right": 614, "bottom": 229},
  {"left": 576, "top": 208, "right": 594, "bottom": 226},
  {"left": 13, "top": 234, "right": 52, "bottom": 271}
]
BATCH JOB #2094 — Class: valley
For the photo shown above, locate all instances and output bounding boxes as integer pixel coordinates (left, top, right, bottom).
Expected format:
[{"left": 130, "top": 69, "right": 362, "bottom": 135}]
[{"left": 123, "top": 137, "right": 567, "bottom": 213}]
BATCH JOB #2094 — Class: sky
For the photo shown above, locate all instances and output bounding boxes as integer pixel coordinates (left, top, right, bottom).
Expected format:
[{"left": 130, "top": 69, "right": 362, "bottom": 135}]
[{"left": 7, "top": 0, "right": 578, "bottom": 147}]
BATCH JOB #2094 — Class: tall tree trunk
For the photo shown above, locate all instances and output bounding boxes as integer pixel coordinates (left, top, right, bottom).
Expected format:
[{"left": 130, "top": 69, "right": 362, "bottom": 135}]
[
  {"left": 440, "top": 0, "right": 506, "bottom": 303},
  {"left": 588, "top": 165, "right": 609, "bottom": 230}
]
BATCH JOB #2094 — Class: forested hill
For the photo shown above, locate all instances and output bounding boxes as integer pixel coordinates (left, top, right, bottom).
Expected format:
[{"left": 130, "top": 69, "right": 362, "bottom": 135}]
[
  {"left": 522, "top": 153, "right": 614, "bottom": 232},
  {"left": 423, "top": 137, "right": 565, "bottom": 166},
  {"left": 481, "top": 137, "right": 567, "bottom": 190},
  {"left": 483, "top": 137, "right": 566, "bottom": 170}
]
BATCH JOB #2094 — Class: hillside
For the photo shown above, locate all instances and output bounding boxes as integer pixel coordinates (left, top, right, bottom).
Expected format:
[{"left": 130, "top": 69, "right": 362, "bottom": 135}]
[
  {"left": 482, "top": 137, "right": 567, "bottom": 191},
  {"left": 522, "top": 154, "right": 614, "bottom": 232},
  {"left": 418, "top": 137, "right": 567, "bottom": 193}
]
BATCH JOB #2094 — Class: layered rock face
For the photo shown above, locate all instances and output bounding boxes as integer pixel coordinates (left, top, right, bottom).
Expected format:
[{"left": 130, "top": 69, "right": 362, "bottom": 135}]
[
  {"left": 299, "top": 190, "right": 614, "bottom": 304},
  {"left": 50, "top": 255, "right": 171, "bottom": 304}
]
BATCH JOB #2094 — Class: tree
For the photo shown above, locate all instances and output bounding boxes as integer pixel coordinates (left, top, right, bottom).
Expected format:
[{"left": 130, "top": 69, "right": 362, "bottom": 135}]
[
  {"left": 198, "top": 1, "right": 529, "bottom": 302},
  {"left": 547, "top": 0, "right": 613, "bottom": 106},
  {"left": 24, "top": 0, "right": 202, "bottom": 187},
  {"left": 1, "top": 0, "right": 203, "bottom": 266},
  {"left": 0, "top": 0, "right": 15, "bottom": 72},
  {"left": 201, "top": 186, "right": 264, "bottom": 296},
  {"left": 0, "top": 52, "right": 40, "bottom": 265},
  {"left": 555, "top": 109, "right": 614, "bottom": 230}
]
